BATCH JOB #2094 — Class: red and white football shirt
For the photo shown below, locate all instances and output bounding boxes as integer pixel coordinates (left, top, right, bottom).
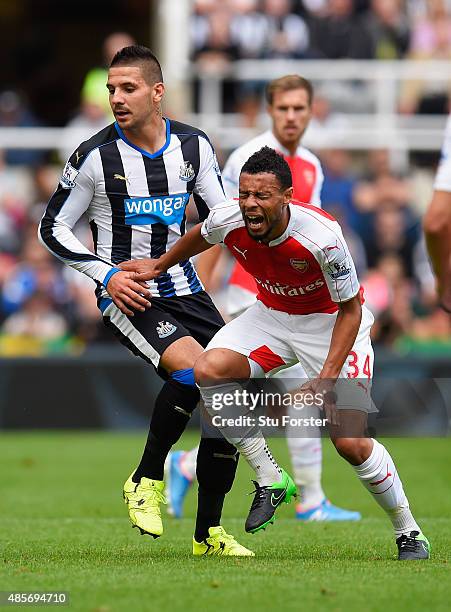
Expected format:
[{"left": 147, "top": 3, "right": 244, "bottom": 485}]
[
  {"left": 222, "top": 130, "right": 324, "bottom": 309},
  {"left": 201, "top": 200, "right": 360, "bottom": 315}
]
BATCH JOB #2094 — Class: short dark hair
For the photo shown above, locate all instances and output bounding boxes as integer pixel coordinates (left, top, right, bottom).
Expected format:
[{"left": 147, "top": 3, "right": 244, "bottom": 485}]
[
  {"left": 240, "top": 146, "right": 292, "bottom": 190},
  {"left": 110, "top": 45, "right": 163, "bottom": 84},
  {"left": 266, "top": 74, "right": 313, "bottom": 106}
]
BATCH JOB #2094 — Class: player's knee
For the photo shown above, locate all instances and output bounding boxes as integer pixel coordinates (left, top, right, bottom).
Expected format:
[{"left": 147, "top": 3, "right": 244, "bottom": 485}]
[
  {"left": 194, "top": 350, "right": 232, "bottom": 385},
  {"left": 333, "top": 437, "right": 370, "bottom": 465}
]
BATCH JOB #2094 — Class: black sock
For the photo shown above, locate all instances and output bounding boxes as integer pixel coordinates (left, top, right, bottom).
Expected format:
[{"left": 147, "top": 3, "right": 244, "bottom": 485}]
[
  {"left": 133, "top": 379, "right": 199, "bottom": 482},
  {"left": 195, "top": 488, "right": 225, "bottom": 542},
  {"left": 194, "top": 437, "right": 239, "bottom": 541}
]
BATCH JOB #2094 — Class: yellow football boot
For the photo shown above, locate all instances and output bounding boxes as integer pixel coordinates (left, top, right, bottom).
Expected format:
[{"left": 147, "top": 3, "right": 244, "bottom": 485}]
[
  {"left": 193, "top": 526, "right": 255, "bottom": 556},
  {"left": 123, "top": 473, "right": 166, "bottom": 538}
]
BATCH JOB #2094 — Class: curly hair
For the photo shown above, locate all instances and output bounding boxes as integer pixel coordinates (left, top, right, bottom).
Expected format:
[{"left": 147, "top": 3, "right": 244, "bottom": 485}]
[{"left": 240, "top": 146, "right": 292, "bottom": 190}]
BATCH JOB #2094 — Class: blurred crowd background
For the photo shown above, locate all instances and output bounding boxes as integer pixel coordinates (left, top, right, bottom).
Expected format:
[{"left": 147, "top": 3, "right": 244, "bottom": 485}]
[{"left": 1, "top": 0, "right": 451, "bottom": 357}]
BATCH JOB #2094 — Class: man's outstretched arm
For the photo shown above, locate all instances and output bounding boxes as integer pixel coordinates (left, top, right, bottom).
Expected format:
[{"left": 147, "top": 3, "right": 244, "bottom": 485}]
[{"left": 120, "top": 222, "right": 213, "bottom": 281}]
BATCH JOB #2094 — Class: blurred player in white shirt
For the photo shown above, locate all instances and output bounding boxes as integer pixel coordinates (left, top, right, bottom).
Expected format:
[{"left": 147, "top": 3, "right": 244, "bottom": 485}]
[
  {"left": 424, "top": 114, "right": 451, "bottom": 312},
  {"left": 166, "top": 76, "right": 360, "bottom": 522}
]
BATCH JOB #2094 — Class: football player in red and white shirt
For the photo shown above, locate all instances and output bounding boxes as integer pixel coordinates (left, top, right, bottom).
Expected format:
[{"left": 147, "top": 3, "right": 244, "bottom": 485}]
[
  {"left": 222, "top": 74, "right": 323, "bottom": 315},
  {"left": 121, "top": 147, "right": 429, "bottom": 559},
  {"left": 202, "top": 75, "right": 359, "bottom": 522}
]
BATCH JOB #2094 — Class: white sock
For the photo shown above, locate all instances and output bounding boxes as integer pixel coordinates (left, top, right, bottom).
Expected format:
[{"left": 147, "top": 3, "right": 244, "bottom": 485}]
[
  {"left": 180, "top": 447, "right": 198, "bottom": 481},
  {"left": 286, "top": 406, "right": 324, "bottom": 508},
  {"left": 353, "top": 439, "right": 421, "bottom": 538},
  {"left": 291, "top": 461, "right": 324, "bottom": 508},
  {"left": 273, "top": 366, "right": 324, "bottom": 507},
  {"left": 199, "top": 382, "right": 281, "bottom": 486},
  {"left": 240, "top": 433, "right": 282, "bottom": 486}
]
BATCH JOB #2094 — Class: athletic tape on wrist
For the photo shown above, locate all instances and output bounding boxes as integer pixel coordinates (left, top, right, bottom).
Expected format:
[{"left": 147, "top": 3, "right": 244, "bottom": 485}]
[{"left": 103, "top": 267, "right": 121, "bottom": 288}]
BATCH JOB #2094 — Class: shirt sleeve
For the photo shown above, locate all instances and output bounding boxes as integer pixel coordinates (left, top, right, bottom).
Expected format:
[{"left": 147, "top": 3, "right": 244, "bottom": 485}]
[
  {"left": 38, "top": 150, "right": 118, "bottom": 287},
  {"left": 318, "top": 228, "right": 360, "bottom": 303},
  {"left": 192, "top": 137, "right": 227, "bottom": 220},
  {"left": 200, "top": 202, "right": 241, "bottom": 245}
]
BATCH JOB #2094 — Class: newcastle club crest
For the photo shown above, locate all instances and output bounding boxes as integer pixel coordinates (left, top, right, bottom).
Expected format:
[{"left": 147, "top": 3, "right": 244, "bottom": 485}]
[
  {"left": 156, "top": 321, "right": 177, "bottom": 339},
  {"left": 179, "top": 161, "right": 195, "bottom": 182}
]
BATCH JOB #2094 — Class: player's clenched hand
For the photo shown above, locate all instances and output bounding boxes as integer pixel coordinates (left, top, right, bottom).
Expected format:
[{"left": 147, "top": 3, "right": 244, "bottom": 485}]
[
  {"left": 299, "top": 378, "right": 340, "bottom": 427},
  {"left": 106, "top": 271, "right": 151, "bottom": 316},
  {"left": 119, "top": 258, "right": 162, "bottom": 281}
]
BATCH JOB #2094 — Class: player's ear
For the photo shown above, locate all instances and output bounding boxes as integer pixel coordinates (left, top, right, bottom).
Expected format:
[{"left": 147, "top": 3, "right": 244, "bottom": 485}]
[
  {"left": 152, "top": 82, "right": 165, "bottom": 104},
  {"left": 283, "top": 186, "right": 293, "bottom": 203}
]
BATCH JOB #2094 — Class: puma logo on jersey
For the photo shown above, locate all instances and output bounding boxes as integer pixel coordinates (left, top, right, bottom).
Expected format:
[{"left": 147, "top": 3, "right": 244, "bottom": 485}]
[
  {"left": 232, "top": 245, "right": 248, "bottom": 259},
  {"left": 114, "top": 173, "right": 129, "bottom": 183},
  {"left": 75, "top": 151, "right": 83, "bottom": 164},
  {"left": 326, "top": 241, "right": 339, "bottom": 252}
]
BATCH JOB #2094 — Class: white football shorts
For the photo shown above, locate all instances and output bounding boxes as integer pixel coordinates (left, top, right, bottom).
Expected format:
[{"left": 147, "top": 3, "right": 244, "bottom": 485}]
[{"left": 206, "top": 299, "right": 375, "bottom": 411}]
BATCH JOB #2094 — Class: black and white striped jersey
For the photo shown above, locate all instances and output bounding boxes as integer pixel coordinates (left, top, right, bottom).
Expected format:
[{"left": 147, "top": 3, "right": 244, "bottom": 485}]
[{"left": 39, "top": 119, "right": 226, "bottom": 298}]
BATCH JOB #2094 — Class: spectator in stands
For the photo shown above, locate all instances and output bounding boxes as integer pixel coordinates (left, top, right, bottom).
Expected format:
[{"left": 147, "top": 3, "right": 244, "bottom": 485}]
[
  {"left": 362, "top": 0, "right": 411, "bottom": 59},
  {"left": 1, "top": 289, "right": 68, "bottom": 344},
  {"left": 326, "top": 206, "right": 368, "bottom": 278},
  {"left": 228, "top": 0, "right": 270, "bottom": 125},
  {"left": 230, "top": 0, "right": 268, "bottom": 59},
  {"left": 192, "top": 4, "right": 239, "bottom": 113},
  {"left": 0, "top": 232, "right": 70, "bottom": 318},
  {"left": 0, "top": 90, "right": 45, "bottom": 166},
  {"left": 400, "top": 0, "right": 451, "bottom": 115},
  {"left": 192, "top": 4, "right": 238, "bottom": 67},
  {"left": 319, "top": 148, "right": 362, "bottom": 231},
  {"left": 409, "top": 0, "right": 451, "bottom": 56},
  {"left": 370, "top": 255, "right": 416, "bottom": 346},
  {"left": 364, "top": 205, "right": 420, "bottom": 280},
  {"left": 303, "top": 90, "right": 351, "bottom": 147},
  {"left": 0, "top": 150, "right": 35, "bottom": 256},
  {"left": 371, "top": 251, "right": 451, "bottom": 352},
  {"left": 260, "top": 0, "right": 311, "bottom": 59},
  {"left": 81, "top": 32, "right": 135, "bottom": 118},
  {"left": 60, "top": 32, "right": 136, "bottom": 162},
  {"left": 354, "top": 149, "right": 412, "bottom": 213},
  {"left": 59, "top": 93, "right": 110, "bottom": 163},
  {"left": 30, "top": 165, "right": 60, "bottom": 223},
  {"left": 191, "top": 0, "right": 219, "bottom": 51},
  {"left": 308, "top": 0, "right": 372, "bottom": 58},
  {"left": 300, "top": 0, "right": 329, "bottom": 17}
]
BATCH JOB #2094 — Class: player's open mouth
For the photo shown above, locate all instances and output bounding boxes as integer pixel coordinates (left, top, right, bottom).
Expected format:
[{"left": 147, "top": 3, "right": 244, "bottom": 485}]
[
  {"left": 245, "top": 214, "right": 265, "bottom": 231},
  {"left": 115, "top": 110, "right": 130, "bottom": 119}
]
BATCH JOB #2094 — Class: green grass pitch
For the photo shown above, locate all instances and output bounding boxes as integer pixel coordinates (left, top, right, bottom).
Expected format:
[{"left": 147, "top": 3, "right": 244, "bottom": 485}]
[{"left": 1, "top": 432, "right": 450, "bottom": 611}]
